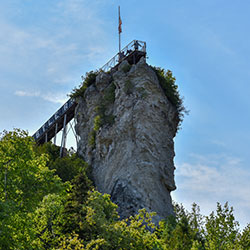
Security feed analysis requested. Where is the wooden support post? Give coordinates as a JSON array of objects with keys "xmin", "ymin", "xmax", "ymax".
[
  {"xmin": 54, "ymin": 123, "xmax": 58, "ymax": 145},
  {"xmin": 60, "ymin": 114, "xmax": 67, "ymax": 157},
  {"xmin": 63, "ymin": 124, "xmax": 67, "ymax": 150},
  {"xmin": 71, "ymin": 119, "xmax": 79, "ymax": 148}
]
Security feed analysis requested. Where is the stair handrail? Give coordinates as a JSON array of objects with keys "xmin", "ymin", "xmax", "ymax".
[
  {"xmin": 33, "ymin": 98, "xmax": 75, "ymax": 141},
  {"xmin": 33, "ymin": 40, "xmax": 146, "ymax": 143},
  {"xmin": 100, "ymin": 40, "xmax": 146, "ymax": 72}
]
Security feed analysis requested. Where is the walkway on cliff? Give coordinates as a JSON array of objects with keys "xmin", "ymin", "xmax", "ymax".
[{"xmin": 32, "ymin": 40, "xmax": 146, "ymax": 153}]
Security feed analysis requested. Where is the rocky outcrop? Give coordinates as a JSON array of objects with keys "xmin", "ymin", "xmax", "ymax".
[{"xmin": 75, "ymin": 57, "xmax": 179, "ymax": 222}]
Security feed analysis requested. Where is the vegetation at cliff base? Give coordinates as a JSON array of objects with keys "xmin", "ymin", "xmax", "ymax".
[{"xmin": 1, "ymin": 129, "xmax": 250, "ymax": 249}]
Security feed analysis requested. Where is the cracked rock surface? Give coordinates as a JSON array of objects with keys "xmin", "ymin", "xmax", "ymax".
[{"xmin": 75, "ymin": 58, "xmax": 179, "ymax": 222}]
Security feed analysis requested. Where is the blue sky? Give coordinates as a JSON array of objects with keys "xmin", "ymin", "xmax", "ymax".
[{"xmin": 0, "ymin": 0, "xmax": 250, "ymax": 228}]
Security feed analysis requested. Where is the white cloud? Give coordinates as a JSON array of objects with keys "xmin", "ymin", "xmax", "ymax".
[
  {"xmin": 0, "ymin": 0, "xmax": 115, "ymax": 134},
  {"xmin": 0, "ymin": 0, "xmax": 112, "ymax": 86},
  {"xmin": 176, "ymin": 157, "xmax": 245, "ymax": 195},
  {"xmin": 15, "ymin": 90, "xmax": 40, "ymax": 97},
  {"xmin": 172, "ymin": 153, "xmax": 250, "ymax": 228},
  {"xmin": 210, "ymin": 139, "xmax": 227, "ymax": 147},
  {"xmin": 42, "ymin": 93, "xmax": 68, "ymax": 105},
  {"xmin": 14, "ymin": 90, "xmax": 67, "ymax": 105},
  {"xmin": 57, "ymin": 0, "xmax": 94, "ymax": 19}
]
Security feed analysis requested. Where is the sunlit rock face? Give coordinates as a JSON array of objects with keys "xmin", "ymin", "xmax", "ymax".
[{"xmin": 75, "ymin": 57, "xmax": 179, "ymax": 222}]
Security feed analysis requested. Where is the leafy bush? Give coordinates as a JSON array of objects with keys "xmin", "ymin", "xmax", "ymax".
[
  {"xmin": 156, "ymin": 202, "xmax": 246, "ymax": 250},
  {"xmin": 62, "ymin": 190, "xmax": 161, "ymax": 250},
  {"xmin": 204, "ymin": 202, "xmax": 240, "ymax": 250},
  {"xmin": 48, "ymin": 154, "xmax": 87, "ymax": 182},
  {"xmin": 31, "ymin": 193, "xmax": 65, "ymax": 249},
  {"xmin": 35, "ymin": 142, "xmax": 88, "ymax": 182},
  {"xmin": 152, "ymin": 68, "xmax": 180, "ymax": 106},
  {"xmin": 34, "ymin": 142, "xmax": 60, "ymax": 162},
  {"xmin": 70, "ymin": 70, "xmax": 98, "ymax": 99},
  {"xmin": 0, "ymin": 129, "xmax": 65, "ymax": 249},
  {"xmin": 152, "ymin": 67, "xmax": 188, "ymax": 129}
]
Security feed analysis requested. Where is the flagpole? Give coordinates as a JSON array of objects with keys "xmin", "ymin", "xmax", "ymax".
[{"xmin": 118, "ymin": 6, "xmax": 121, "ymax": 52}]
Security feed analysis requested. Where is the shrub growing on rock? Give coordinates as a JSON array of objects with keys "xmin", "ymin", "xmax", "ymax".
[{"xmin": 70, "ymin": 71, "xmax": 98, "ymax": 98}]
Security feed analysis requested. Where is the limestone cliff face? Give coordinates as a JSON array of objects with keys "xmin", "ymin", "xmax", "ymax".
[{"xmin": 75, "ymin": 58, "xmax": 179, "ymax": 221}]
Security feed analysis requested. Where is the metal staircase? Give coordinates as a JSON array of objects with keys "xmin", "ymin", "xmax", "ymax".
[{"xmin": 32, "ymin": 40, "xmax": 146, "ymax": 154}]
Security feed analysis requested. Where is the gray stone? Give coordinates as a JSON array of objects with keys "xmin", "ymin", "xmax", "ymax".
[
  {"xmin": 95, "ymin": 71, "xmax": 112, "ymax": 92},
  {"xmin": 118, "ymin": 59, "xmax": 130, "ymax": 72},
  {"xmin": 75, "ymin": 60, "xmax": 179, "ymax": 223}
]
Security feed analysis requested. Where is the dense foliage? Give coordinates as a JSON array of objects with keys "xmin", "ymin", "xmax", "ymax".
[
  {"xmin": 1, "ymin": 130, "xmax": 249, "ymax": 249},
  {"xmin": 0, "ymin": 129, "xmax": 65, "ymax": 249},
  {"xmin": 70, "ymin": 71, "xmax": 98, "ymax": 99},
  {"xmin": 152, "ymin": 67, "xmax": 188, "ymax": 129}
]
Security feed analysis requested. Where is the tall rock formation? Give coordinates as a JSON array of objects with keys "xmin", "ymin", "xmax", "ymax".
[{"xmin": 75, "ymin": 57, "xmax": 179, "ymax": 222}]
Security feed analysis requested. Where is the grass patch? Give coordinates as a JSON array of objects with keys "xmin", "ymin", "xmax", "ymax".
[
  {"xmin": 88, "ymin": 130, "xmax": 96, "ymax": 148},
  {"xmin": 93, "ymin": 115, "xmax": 101, "ymax": 132},
  {"xmin": 88, "ymin": 116, "xmax": 100, "ymax": 148}
]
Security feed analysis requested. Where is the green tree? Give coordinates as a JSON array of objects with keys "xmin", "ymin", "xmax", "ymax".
[
  {"xmin": 0, "ymin": 129, "xmax": 64, "ymax": 249},
  {"xmin": 238, "ymin": 224, "xmax": 250, "ymax": 249},
  {"xmin": 204, "ymin": 202, "xmax": 240, "ymax": 250},
  {"xmin": 2, "ymin": 130, "xmax": 250, "ymax": 250},
  {"xmin": 35, "ymin": 142, "xmax": 88, "ymax": 183},
  {"xmin": 48, "ymin": 154, "xmax": 86, "ymax": 183},
  {"xmin": 31, "ymin": 193, "xmax": 65, "ymax": 249},
  {"xmin": 34, "ymin": 141, "xmax": 60, "ymax": 162},
  {"xmin": 157, "ymin": 203, "xmax": 204, "ymax": 250},
  {"xmin": 60, "ymin": 190, "xmax": 162, "ymax": 250},
  {"xmin": 62, "ymin": 167, "xmax": 93, "ymax": 238}
]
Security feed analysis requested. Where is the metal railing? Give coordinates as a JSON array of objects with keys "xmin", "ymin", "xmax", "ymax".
[
  {"xmin": 33, "ymin": 39, "xmax": 147, "ymax": 149},
  {"xmin": 100, "ymin": 40, "xmax": 146, "ymax": 72},
  {"xmin": 33, "ymin": 98, "xmax": 75, "ymax": 142}
]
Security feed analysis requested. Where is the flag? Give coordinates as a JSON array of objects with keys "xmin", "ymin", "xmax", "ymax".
[{"xmin": 118, "ymin": 8, "xmax": 122, "ymax": 33}]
